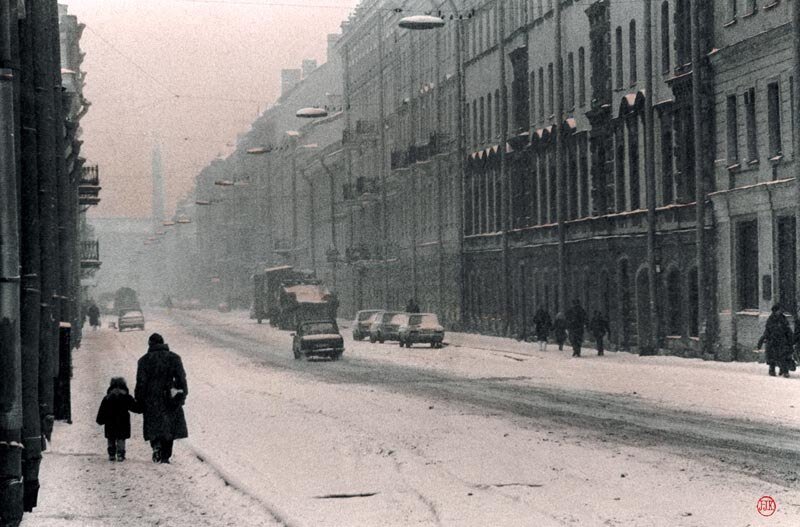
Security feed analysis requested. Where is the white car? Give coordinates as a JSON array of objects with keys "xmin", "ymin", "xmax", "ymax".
[{"xmin": 118, "ymin": 310, "xmax": 145, "ymax": 331}]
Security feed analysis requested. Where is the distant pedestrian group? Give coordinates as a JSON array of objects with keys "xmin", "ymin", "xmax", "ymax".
[
  {"xmin": 96, "ymin": 332, "xmax": 189, "ymax": 463},
  {"xmin": 530, "ymin": 300, "xmax": 610, "ymax": 358}
]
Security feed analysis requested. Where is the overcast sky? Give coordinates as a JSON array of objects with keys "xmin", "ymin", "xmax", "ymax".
[{"xmin": 63, "ymin": 0, "xmax": 358, "ymax": 218}]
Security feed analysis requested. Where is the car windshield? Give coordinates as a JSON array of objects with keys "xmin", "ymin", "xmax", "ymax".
[
  {"xmin": 358, "ymin": 310, "xmax": 379, "ymax": 321},
  {"xmin": 390, "ymin": 314, "xmax": 408, "ymax": 325},
  {"xmin": 381, "ymin": 312, "xmax": 399, "ymax": 323},
  {"xmin": 301, "ymin": 322, "xmax": 337, "ymax": 335}
]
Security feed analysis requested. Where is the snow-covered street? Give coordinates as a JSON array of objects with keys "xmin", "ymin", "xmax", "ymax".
[{"xmin": 24, "ymin": 309, "xmax": 800, "ymax": 526}]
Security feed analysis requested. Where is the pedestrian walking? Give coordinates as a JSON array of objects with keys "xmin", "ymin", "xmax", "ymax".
[
  {"xmin": 553, "ymin": 311, "xmax": 567, "ymax": 351},
  {"xmin": 565, "ymin": 299, "xmax": 588, "ymax": 357},
  {"xmin": 88, "ymin": 302, "xmax": 101, "ymax": 330},
  {"xmin": 532, "ymin": 307, "xmax": 552, "ymax": 351},
  {"xmin": 589, "ymin": 311, "xmax": 611, "ymax": 356},
  {"xmin": 405, "ymin": 298, "xmax": 420, "ymax": 313},
  {"xmin": 757, "ymin": 305, "xmax": 793, "ymax": 378},
  {"xmin": 135, "ymin": 333, "xmax": 188, "ymax": 464},
  {"xmin": 95, "ymin": 377, "xmax": 139, "ymax": 462}
]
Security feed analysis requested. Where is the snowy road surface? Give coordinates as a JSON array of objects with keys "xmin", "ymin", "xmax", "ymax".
[{"xmin": 28, "ymin": 309, "xmax": 800, "ymax": 526}]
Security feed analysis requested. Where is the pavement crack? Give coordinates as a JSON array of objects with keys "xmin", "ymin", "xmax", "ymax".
[{"xmin": 314, "ymin": 492, "xmax": 379, "ymax": 499}]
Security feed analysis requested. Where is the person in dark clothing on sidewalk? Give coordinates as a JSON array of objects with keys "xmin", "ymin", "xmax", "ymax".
[
  {"xmin": 87, "ymin": 303, "xmax": 101, "ymax": 330},
  {"xmin": 135, "ymin": 333, "xmax": 188, "ymax": 463},
  {"xmin": 96, "ymin": 377, "xmax": 139, "ymax": 461},
  {"xmin": 532, "ymin": 307, "xmax": 552, "ymax": 351},
  {"xmin": 757, "ymin": 305, "xmax": 793, "ymax": 378},
  {"xmin": 553, "ymin": 311, "xmax": 567, "ymax": 351},
  {"xmin": 565, "ymin": 299, "xmax": 588, "ymax": 357},
  {"xmin": 405, "ymin": 298, "xmax": 420, "ymax": 314},
  {"xmin": 589, "ymin": 311, "xmax": 611, "ymax": 356}
]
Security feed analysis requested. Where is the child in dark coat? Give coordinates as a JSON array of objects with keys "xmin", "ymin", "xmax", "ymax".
[{"xmin": 96, "ymin": 377, "xmax": 139, "ymax": 461}]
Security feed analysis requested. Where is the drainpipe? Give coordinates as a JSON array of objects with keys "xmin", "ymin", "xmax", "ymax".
[
  {"xmin": 377, "ymin": 11, "xmax": 389, "ymax": 309},
  {"xmin": 793, "ymin": 0, "xmax": 800, "ymax": 314},
  {"xmin": 554, "ymin": 0, "xmax": 566, "ymax": 312},
  {"xmin": 320, "ymin": 154, "xmax": 338, "ymax": 290},
  {"xmin": 17, "ymin": 7, "xmax": 42, "ymax": 512},
  {"xmin": 498, "ymin": 2, "xmax": 511, "ymax": 334},
  {"xmin": 644, "ymin": 0, "xmax": 659, "ymax": 352},
  {"xmin": 32, "ymin": 0, "xmax": 58, "ymax": 442},
  {"xmin": 690, "ymin": 0, "xmax": 708, "ymax": 354},
  {"xmin": 0, "ymin": 62, "xmax": 24, "ymax": 525}
]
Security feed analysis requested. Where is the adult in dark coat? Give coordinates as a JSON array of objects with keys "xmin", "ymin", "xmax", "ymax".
[
  {"xmin": 87, "ymin": 303, "xmax": 100, "ymax": 329},
  {"xmin": 757, "ymin": 305, "xmax": 793, "ymax": 377},
  {"xmin": 565, "ymin": 299, "xmax": 588, "ymax": 357},
  {"xmin": 532, "ymin": 307, "xmax": 552, "ymax": 351},
  {"xmin": 135, "ymin": 333, "xmax": 188, "ymax": 463},
  {"xmin": 589, "ymin": 311, "xmax": 611, "ymax": 356}
]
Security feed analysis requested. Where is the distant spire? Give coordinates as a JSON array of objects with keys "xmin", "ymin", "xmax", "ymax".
[{"xmin": 151, "ymin": 140, "xmax": 165, "ymax": 228}]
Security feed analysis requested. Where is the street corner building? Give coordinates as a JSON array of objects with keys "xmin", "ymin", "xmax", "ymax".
[
  {"xmin": 1, "ymin": 2, "xmax": 98, "ymax": 525},
  {"xmin": 185, "ymin": 0, "xmax": 800, "ymax": 360}
]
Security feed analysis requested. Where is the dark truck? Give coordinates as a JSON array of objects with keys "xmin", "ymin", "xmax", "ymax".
[
  {"xmin": 113, "ymin": 287, "xmax": 141, "ymax": 316},
  {"xmin": 253, "ymin": 265, "xmax": 338, "ymax": 329}
]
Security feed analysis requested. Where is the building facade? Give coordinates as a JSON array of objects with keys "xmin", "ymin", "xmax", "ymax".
[{"xmin": 188, "ymin": 0, "xmax": 800, "ymax": 360}]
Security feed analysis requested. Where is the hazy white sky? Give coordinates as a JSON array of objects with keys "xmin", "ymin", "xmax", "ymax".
[{"xmin": 63, "ymin": 0, "xmax": 358, "ymax": 218}]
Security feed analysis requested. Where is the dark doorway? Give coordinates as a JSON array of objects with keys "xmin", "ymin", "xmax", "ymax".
[{"xmin": 777, "ymin": 215, "xmax": 797, "ymax": 314}]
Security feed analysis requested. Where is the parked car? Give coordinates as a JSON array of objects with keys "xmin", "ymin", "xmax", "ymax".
[
  {"xmin": 352, "ymin": 310, "xmax": 383, "ymax": 341},
  {"xmin": 369, "ymin": 311, "xmax": 408, "ymax": 343},
  {"xmin": 292, "ymin": 320, "xmax": 344, "ymax": 361},
  {"xmin": 399, "ymin": 313, "xmax": 445, "ymax": 348},
  {"xmin": 118, "ymin": 310, "xmax": 145, "ymax": 332}
]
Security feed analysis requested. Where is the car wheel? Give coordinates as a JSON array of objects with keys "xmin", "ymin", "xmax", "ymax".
[
  {"xmin": 369, "ymin": 335, "xmax": 376, "ymax": 343},
  {"xmin": 398, "ymin": 339, "xmax": 404, "ymax": 347},
  {"xmin": 257, "ymin": 318, "xmax": 263, "ymax": 324},
  {"xmin": 430, "ymin": 342, "xmax": 436, "ymax": 348},
  {"xmin": 332, "ymin": 352, "xmax": 342, "ymax": 361},
  {"xmin": 293, "ymin": 349, "xmax": 300, "ymax": 360}
]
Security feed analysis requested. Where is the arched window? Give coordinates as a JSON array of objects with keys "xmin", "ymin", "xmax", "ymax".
[
  {"xmin": 661, "ymin": 2, "xmax": 671, "ymax": 73},
  {"xmin": 629, "ymin": 20, "xmax": 637, "ymax": 85},
  {"xmin": 548, "ymin": 62, "xmax": 554, "ymax": 118},
  {"xmin": 479, "ymin": 96, "xmax": 485, "ymax": 142},
  {"xmin": 567, "ymin": 52, "xmax": 575, "ymax": 110},
  {"xmin": 538, "ymin": 67, "xmax": 545, "ymax": 122},
  {"xmin": 529, "ymin": 70, "xmax": 536, "ymax": 124},
  {"xmin": 675, "ymin": 0, "xmax": 692, "ymax": 67},
  {"xmin": 619, "ymin": 259, "xmax": 632, "ymax": 350}
]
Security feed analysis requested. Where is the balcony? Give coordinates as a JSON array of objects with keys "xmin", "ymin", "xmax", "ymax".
[
  {"xmin": 80, "ymin": 240, "xmax": 101, "ymax": 269},
  {"xmin": 79, "ymin": 165, "xmax": 101, "ymax": 206}
]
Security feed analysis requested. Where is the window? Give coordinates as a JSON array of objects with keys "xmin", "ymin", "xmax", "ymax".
[
  {"xmin": 465, "ymin": 103, "xmax": 471, "ymax": 147},
  {"xmin": 745, "ymin": 0, "xmax": 756, "ymax": 14},
  {"xmin": 472, "ymin": 100, "xmax": 478, "ymax": 146},
  {"xmin": 744, "ymin": 88, "xmax": 758, "ymax": 162},
  {"xmin": 567, "ymin": 52, "xmax": 575, "ymax": 109},
  {"xmin": 578, "ymin": 47, "xmax": 586, "ymax": 107},
  {"xmin": 548, "ymin": 62, "xmax": 554, "ymax": 117},
  {"xmin": 495, "ymin": 89, "xmax": 500, "ymax": 136},
  {"xmin": 529, "ymin": 70, "xmax": 536, "ymax": 124},
  {"xmin": 767, "ymin": 81, "xmax": 783, "ymax": 156},
  {"xmin": 479, "ymin": 96, "xmax": 485, "ymax": 142},
  {"xmin": 666, "ymin": 269, "xmax": 682, "ymax": 335},
  {"xmin": 737, "ymin": 220, "xmax": 759, "ymax": 310},
  {"xmin": 538, "ymin": 67, "xmax": 545, "ymax": 121},
  {"xmin": 676, "ymin": 0, "xmax": 692, "ymax": 67},
  {"xmin": 726, "ymin": 94, "xmax": 739, "ymax": 163},
  {"xmin": 628, "ymin": 117, "xmax": 640, "ymax": 210},
  {"xmin": 728, "ymin": 0, "xmax": 737, "ymax": 20},
  {"xmin": 660, "ymin": 110, "xmax": 674, "ymax": 204},
  {"xmin": 629, "ymin": 20, "xmax": 637, "ymax": 85},
  {"xmin": 487, "ymin": 93, "xmax": 493, "ymax": 139},
  {"xmin": 615, "ymin": 26, "xmax": 624, "ymax": 89},
  {"xmin": 661, "ymin": 2, "xmax": 671, "ymax": 73}
]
